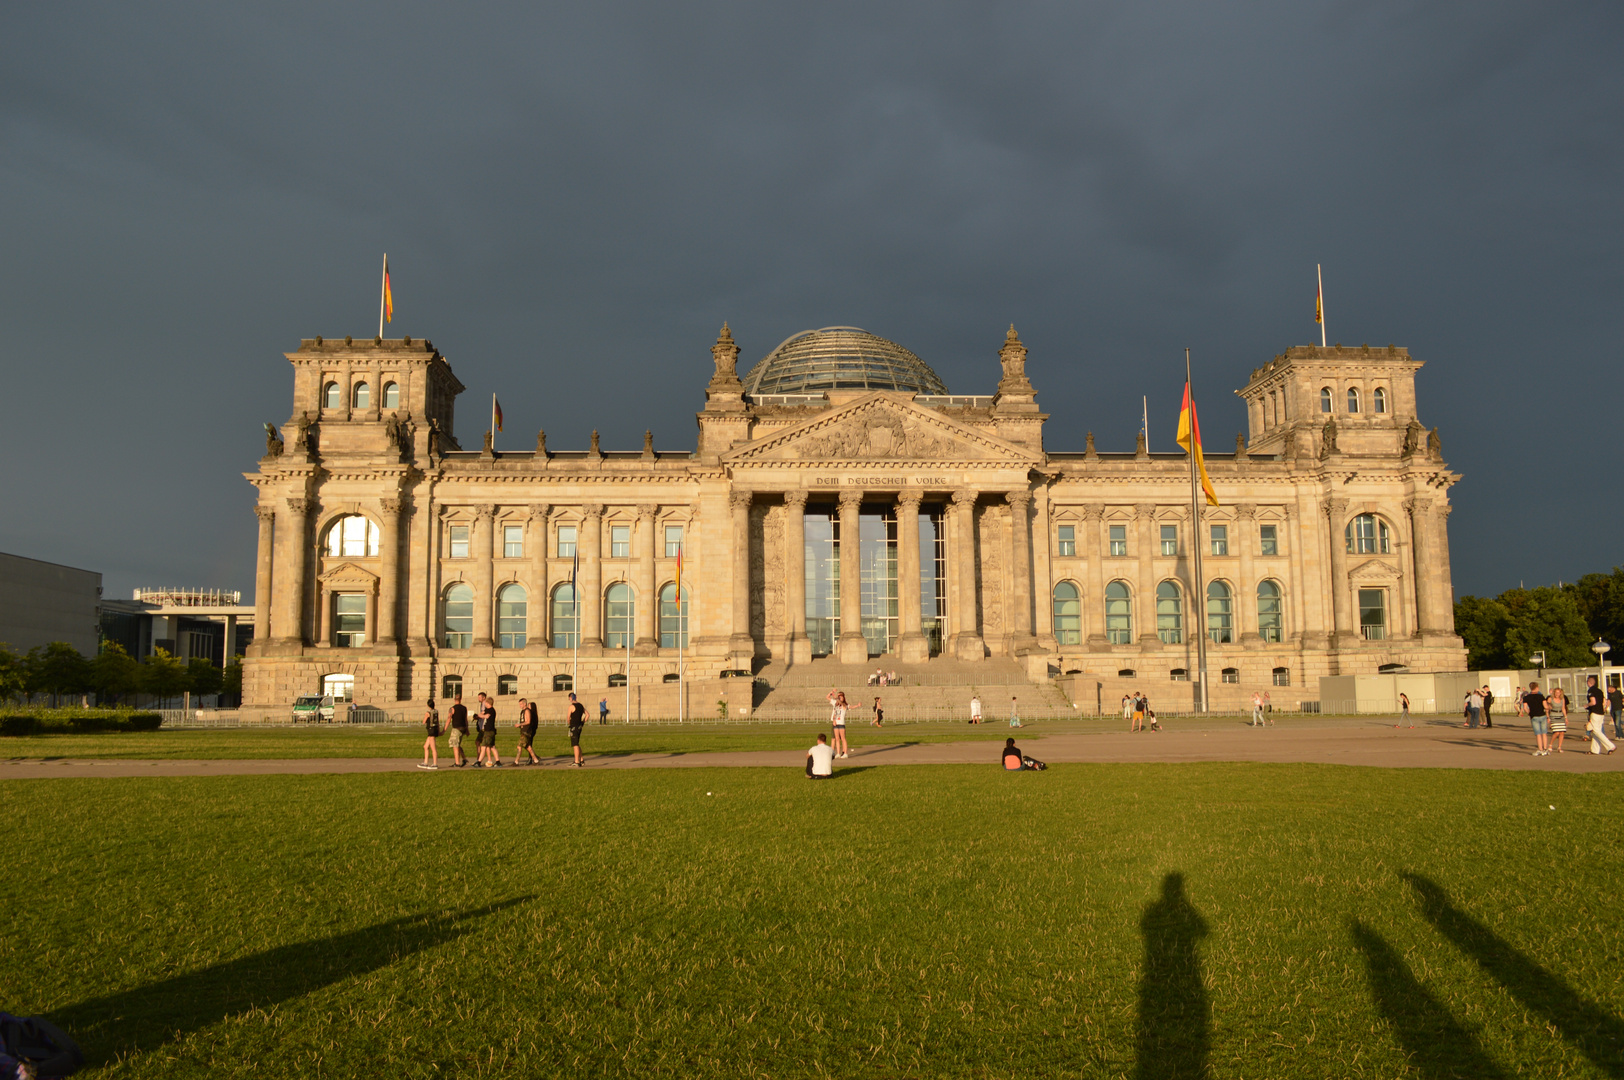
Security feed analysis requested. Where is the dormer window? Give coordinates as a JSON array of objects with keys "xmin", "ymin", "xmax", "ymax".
[
  {"xmin": 353, "ymin": 382, "xmax": 371, "ymax": 409},
  {"xmin": 1320, "ymin": 387, "xmax": 1332, "ymax": 413},
  {"xmin": 323, "ymin": 381, "xmax": 341, "ymax": 409},
  {"xmin": 1373, "ymin": 387, "xmax": 1386, "ymax": 414},
  {"xmin": 383, "ymin": 382, "xmax": 400, "ymax": 409},
  {"xmin": 1347, "ymin": 387, "xmax": 1360, "ymax": 413}
]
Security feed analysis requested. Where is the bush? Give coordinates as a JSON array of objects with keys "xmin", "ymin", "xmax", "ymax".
[{"xmin": 0, "ymin": 708, "xmax": 164, "ymax": 736}]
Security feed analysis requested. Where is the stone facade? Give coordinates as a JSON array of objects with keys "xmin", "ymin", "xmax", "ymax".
[{"xmin": 242, "ymin": 327, "xmax": 1464, "ymax": 708}]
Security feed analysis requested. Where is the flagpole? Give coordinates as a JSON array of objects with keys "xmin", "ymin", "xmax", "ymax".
[
  {"xmin": 490, "ymin": 393, "xmax": 496, "ymax": 450},
  {"xmin": 677, "ymin": 548, "xmax": 685, "ymax": 723},
  {"xmin": 1142, "ymin": 395, "xmax": 1149, "ymax": 452},
  {"xmin": 1317, "ymin": 264, "xmax": 1326, "ymax": 348},
  {"xmin": 1186, "ymin": 347, "xmax": 1209, "ymax": 714},
  {"xmin": 378, "ymin": 254, "xmax": 388, "ymax": 338}
]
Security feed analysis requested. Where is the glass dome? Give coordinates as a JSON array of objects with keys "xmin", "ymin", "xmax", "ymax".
[{"xmin": 741, "ymin": 327, "xmax": 950, "ymax": 396}]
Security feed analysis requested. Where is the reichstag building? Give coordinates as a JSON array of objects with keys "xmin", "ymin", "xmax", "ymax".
[{"xmin": 242, "ymin": 323, "xmax": 1466, "ymax": 709}]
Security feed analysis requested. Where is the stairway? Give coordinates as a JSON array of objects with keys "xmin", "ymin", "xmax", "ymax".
[{"xmin": 751, "ymin": 656, "xmax": 1075, "ymax": 721}]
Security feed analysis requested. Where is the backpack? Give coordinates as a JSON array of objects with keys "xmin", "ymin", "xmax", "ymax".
[
  {"xmin": 425, "ymin": 709, "xmax": 441, "ymax": 737},
  {"xmin": 0, "ymin": 1013, "xmax": 84, "ymax": 1078},
  {"xmin": 1021, "ymin": 756, "xmax": 1047, "ymax": 771}
]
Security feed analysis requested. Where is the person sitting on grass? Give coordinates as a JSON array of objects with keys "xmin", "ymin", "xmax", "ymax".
[
  {"xmin": 807, "ymin": 733, "xmax": 834, "ymax": 779},
  {"xmin": 1003, "ymin": 737, "xmax": 1025, "ymax": 770}
]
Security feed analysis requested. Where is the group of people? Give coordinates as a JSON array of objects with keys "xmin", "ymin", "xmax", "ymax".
[
  {"xmin": 866, "ymin": 669, "xmax": 900, "ymax": 686},
  {"xmin": 418, "ymin": 691, "xmax": 589, "ymax": 769},
  {"xmin": 967, "ymin": 693, "xmax": 1023, "ymax": 727},
  {"xmin": 1460, "ymin": 685, "xmax": 1498, "ymax": 728},
  {"xmin": 1249, "ymin": 691, "xmax": 1275, "ymax": 727},
  {"xmin": 1122, "ymin": 692, "xmax": 1160, "ymax": 732},
  {"xmin": 1517, "ymin": 677, "xmax": 1617, "ymax": 757}
]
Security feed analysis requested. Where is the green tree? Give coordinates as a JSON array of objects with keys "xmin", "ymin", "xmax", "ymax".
[
  {"xmin": 140, "ymin": 648, "xmax": 190, "ymax": 705},
  {"xmin": 222, "ymin": 656, "xmax": 244, "ymax": 702},
  {"xmin": 25, "ymin": 642, "xmax": 91, "ymax": 705},
  {"xmin": 1567, "ymin": 568, "xmax": 1624, "ymax": 647},
  {"xmin": 0, "ymin": 643, "xmax": 25, "ymax": 702},
  {"xmin": 91, "ymin": 642, "xmax": 143, "ymax": 705},
  {"xmin": 187, "ymin": 657, "xmax": 224, "ymax": 698},
  {"xmin": 1501, "ymin": 586, "xmax": 1593, "ymax": 668},
  {"xmin": 1453, "ymin": 596, "xmax": 1511, "ymax": 669}
]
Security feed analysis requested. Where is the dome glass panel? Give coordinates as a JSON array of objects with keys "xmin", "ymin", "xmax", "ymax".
[{"xmin": 741, "ymin": 327, "xmax": 949, "ymax": 396}]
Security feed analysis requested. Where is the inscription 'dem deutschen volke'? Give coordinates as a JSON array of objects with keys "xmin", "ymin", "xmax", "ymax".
[{"xmin": 811, "ymin": 476, "xmax": 950, "ymax": 487}]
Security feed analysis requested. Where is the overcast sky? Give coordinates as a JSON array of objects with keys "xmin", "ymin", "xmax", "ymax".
[{"xmin": 2, "ymin": 1, "xmax": 1618, "ymax": 604}]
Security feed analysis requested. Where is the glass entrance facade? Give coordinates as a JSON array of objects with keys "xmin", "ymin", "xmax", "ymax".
[
  {"xmin": 920, "ymin": 507, "xmax": 946, "ymax": 655},
  {"xmin": 859, "ymin": 511, "xmax": 898, "ymax": 656},
  {"xmin": 805, "ymin": 503, "xmax": 934, "ymax": 658},
  {"xmin": 805, "ymin": 511, "xmax": 839, "ymax": 656}
]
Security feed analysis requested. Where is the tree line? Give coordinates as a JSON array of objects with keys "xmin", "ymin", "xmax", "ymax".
[
  {"xmin": 0, "ymin": 641, "xmax": 243, "ymax": 707},
  {"xmin": 1453, "ymin": 567, "xmax": 1624, "ymax": 670}
]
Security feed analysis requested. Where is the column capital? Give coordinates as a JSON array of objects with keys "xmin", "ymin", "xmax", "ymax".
[
  {"xmin": 475, "ymin": 504, "xmax": 497, "ymax": 522},
  {"xmin": 636, "ymin": 503, "xmax": 659, "ymax": 521},
  {"xmin": 897, "ymin": 489, "xmax": 924, "ymax": 508},
  {"xmin": 1323, "ymin": 497, "xmax": 1349, "ymax": 520},
  {"xmin": 285, "ymin": 497, "xmax": 313, "ymax": 515},
  {"xmin": 1005, "ymin": 489, "xmax": 1032, "ymax": 510},
  {"xmin": 729, "ymin": 490, "xmax": 753, "ymax": 512},
  {"xmin": 951, "ymin": 487, "xmax": 977, "ymax": 506},
  {"xmin": 581, "ymin": 503, "xmax": 604, "ymax": 520},
  {"xmin": 838, "ymin": 490, "xmax": 863, "ymax": 512},
  {"xmin": 529, "ymin": 502, "xmax": 551, "ymax": 523},
  {"xmin": 1080, "ymin": 504, "xmax": 1105, "ymax": 522},
  {"xmin": 1438, "ymin": 503, "xmax": 1452, "ymax": 519},
  {"xmin": 784, "ymin": 489, "xmax": 810, "ymax": 510},
  {"xmin": 380, "ymin": 497, "xmax": 404, "ymax": 516},
  {"xmin": 255, "ymin": 504, "xmax": 277, "ymax": 522}
]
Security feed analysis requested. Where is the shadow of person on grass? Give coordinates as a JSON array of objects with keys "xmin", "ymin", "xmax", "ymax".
[
  {"xmin": 47, "ymin": 895, "xmax": 532, "ymax": 1066},
  {"xmin": 1136, "ymin": 872, "xmax": 1209, "ymax": 1080},
  {"xmin": 1402, "ymin": 873, "xmax": 1624, "ymax": 1077},
  {"xmin": 1348, "ymin": 918, "xmax": 1507, "ymax": 1079}
]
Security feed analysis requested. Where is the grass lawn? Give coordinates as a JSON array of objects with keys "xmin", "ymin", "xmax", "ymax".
[{"xmin": 5, "ymin": 763, "xmax": 1620, "ymax": 1078}]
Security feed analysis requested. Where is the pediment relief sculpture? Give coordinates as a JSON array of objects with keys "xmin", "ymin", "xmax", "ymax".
[{"xmin": 727, "ymin": 397, "xmax": 1037, "ymax": 465}]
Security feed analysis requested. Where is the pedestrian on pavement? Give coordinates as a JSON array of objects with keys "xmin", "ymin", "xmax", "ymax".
[
  {"xmin": 1122, "ymin": 694, "xmax": 1133, "ymax": 726},
  {"xmin": 447, "ymin": 693, "xmax": 470, "ymax": 767},
  {"xmin": 871, "ymin": 697, "xmax": 883, "ymax": 727},
  {"xmin": 1251, "ymin": 691, "xmax": 1264, "ymax": 727},
  {"xmin": 1609, "ymin": 683, "xmax": 1624, "ymax": 739},
  {"xmin": 419, "ymin": 698, "xmax": 440, "ymax": 770},
  {"xmin": 1462, "ymin": 688, "xmax": 1483, "ymax": 729},
  {"xmin": 1146, "ymin": 696, "xmax": 1160, "ymax": 731},
  {"xmin": 1130, "ymin": 692, "xmax": 1145, "ymax": 732},
  {"xmin": 1521, "ymin": 681, "xmax": 1551, "ymax": 756},
  {"xmin": 1009, "ymin": 694, "xmax": 1022, "ymax": 728},
  {"xmin": 514, "ymin": 697, "xmax": 541, "ymax": 764},
  {"xmin": 806, "ymin": 733, "xmax": 834, "ymax": 779},
  {"xmin": 475, "ymin": 692, "xmax": 501, "ymax": 767},
  {"xmin": 1584, "ymin": 675, "xmax": 1616, "ymax": 755},
  {"xmin": 567, "ymin": 693, "xmax": 587, "ymax": 766},
  {"xmin": 969, "ymin": 693, "xmax": 983, "ymax": 725},
  {"xmin": 1263, "ymin": 691, "xmax": 1272, "ymax": 718},
  {"xmin": 599, "ymin": 697, "xmax": 609, "ymax": 725},
  {"xmin": 1548, "ymin": 687, "xmax": 1569, "ymax": 752},
  {"xmin": 1481, "ymin": 685, "xmax": 1495, "ymax": 728},
  {"xmin": 1396, "ymin": 692, "xmax": 1412, "ymax": 728},
  {"xmin": 831, "ymin": 690, "xmax": 851, "ymax": 758}
]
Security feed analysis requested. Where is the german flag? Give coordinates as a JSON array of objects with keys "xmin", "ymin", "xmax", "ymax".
[
  {"xmin": 383, "ymin": 255, "xmax": 393, "ymax": 324},
  {"xmin": 1177, "ymin": 382, "xmax": 1219, "ymax": 507}
]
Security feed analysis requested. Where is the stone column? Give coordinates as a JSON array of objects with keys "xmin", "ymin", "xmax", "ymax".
[
  {"xmin": 1083, "ymin": 505, "xmax": 1108, "ymax": 647},
  {"xmin": 635, "ymin": 504, "xmax": 659, "ymax": 655},
  {"xmin": 1324, "ymin": 497, "xmax": 1354, "ymax": 644},
  {"xmin": 1406, "ymin": 497, "xmax": 1447, "ymax": 635},
  {"xmin": 364, "ymin": 579, "xmax": 379, "ymax": 645},
  {"xmin": 729, "ymin": 491, "xmax": 756, "ymax": 660},
  {"xmin": 252, "ymin": 505, "xmax": 274, "ymax": 650},
  {"xmin": 1006, "ymin": 490, "xmax": 1035, "ymax": 649},
  {"xmin": 1135, "ymin": 504, "xmax": 1160, "ymax": 647},
  {"xmin": 951, "ymin": 488, "xmax": 985, "ymax": 662},
  {"xmin": 274, "ymin": 497, "xmax": 312, "ymax": 645},
  {"xmin": 784, "ymin": 491, "xmax": 810, "ymax": 664},
  {"xmin": 1285, "ymin": 504, "xmax": 1307, "ymax": 645},
  {"xmin": 316, "ymin": 583, "xmax": 332, "ymax": 647},
  {"xmin": 896, "ymin": 491, "xmax": 928, "ymax": 663},
  {"xmin": 223, "ymin": 615, "xmax": 237, "ymax": 664},
  {"xmin": 580, "ymin": 505, "xmax": 604, "ymax": 648},
  {"xmin": 377, "ymin": 497, "xmax": 403, "ymax": 646},
  {"xmin": 1236, "ymin": 503, "xmax": 1260, "ymax": 645},
  {"xmin": 837, "ymin": 491, "xmax": 867, "ymax": 663},
  {"xmin": 1434, "ymin": 504, "xmax": 1455, "ymax": 632},
  {"xmin": 527, "ymin": 504, "xmax": 550, "ymax": 652},
  {"xmin": 472, "ymin": 505, "xmax": 496, "ymax": 649}
]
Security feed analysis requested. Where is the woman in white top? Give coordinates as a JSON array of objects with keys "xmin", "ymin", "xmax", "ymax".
[{"xmin": 831, "ymin": 690, "xmax": 851, "ymax": 758}]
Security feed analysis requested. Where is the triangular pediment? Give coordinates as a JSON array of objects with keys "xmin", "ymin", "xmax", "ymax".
[
  {"xmin": 1349, "ymin": 557, "xmax": 1401, "ymax": 582},
  {"xmin": 723, "ymin": 394, "xmax": 1040, "ymax": 466},
  {"xmin": 319, "ymin": 561, "xmax": 380, "ymax": 589}
]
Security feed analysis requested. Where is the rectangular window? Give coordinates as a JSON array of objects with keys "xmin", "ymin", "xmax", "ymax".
[
  {"xmin": 1272, "ymin": 667, "xmax": 1291, "ymax": 686},
  {"xmin": 557, "ymin": 526, "xmax": 577, "ymax": 558},
  {"xmin": 503, "ymin": 525, "xmax": 523, "ymax": 559},
  {"xmin": 1160, "ymin": 525, "xmax": 1178, "ymax": 556},
  {"xmin": 448, "ymin": 525, "xmax": 470, "ymax": 560},
  {"xmin": 334, "ymin": 593, "xmax": 366, "ymax": 647},
  {"xmin": 1057, "ymin": 525, "xmax": 1075, "ymax": 557},
  {"xmin": 1210, "ymin": 525, "xmax": 1228, "ymax": 556},
  {"xmin": 1359, "ymin": 589, "xmax": 1387, "ymax": 641},
  {"xmin": 665, "ymin": 525, "xmax": 684, "ymax": 558},
  {"xmin": 1109, "ymin": 524, "xmax": 1127, "ymax": 557},
  {"xmin": 1260, "ymin": 524, "xmax": 1278, "ymax": 556},
  {"xmin": 610, "ymin": 525, "xmax": 630, "ymax": 558}
]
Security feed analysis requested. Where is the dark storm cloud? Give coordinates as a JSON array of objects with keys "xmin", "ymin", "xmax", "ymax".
[{"xmin": 1, "ymin": 1, "xmax": 1619, "ymax": 599}]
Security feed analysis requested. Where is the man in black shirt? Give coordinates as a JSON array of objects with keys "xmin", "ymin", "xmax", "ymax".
[
  {"xmin": 475, "ymin": 692, "xmax": 501, "ymax": 768},
  {"xmin": 1609, "ymin": 684, "xmax": 1624, "ymax": 739},
  {"xmin": 1521, "ymin": 682, "xmax": 1549, "ymax": 757},
  {"xmin": 567, "ymin": 692, "xmax": 587, "ymax": 767},
  {"xmin": 1585, "ymin": 676, "xmax": 1616, "ymax": 754},
  {"xmin": 1481, "ymin": 686, "xmax": 1495, "ymax": 728},
  {"xmin": 514, "ymin": 697, "xmax": 541, "ymax": 765},
  {"xmin": 447, "ymin": 694, "xmax": 470, "ymax": 767}
]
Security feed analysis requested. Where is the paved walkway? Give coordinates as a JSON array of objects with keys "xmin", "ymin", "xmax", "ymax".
[{"xmin": 4, "ymin": 719, "xmax": 1620, "ymax": 778}]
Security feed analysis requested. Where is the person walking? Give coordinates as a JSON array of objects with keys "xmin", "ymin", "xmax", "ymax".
[
  {"xmin": 1263, "ymin": 691, "xmax": 1273, "ymax": 719},
  {"xmin": 1548, "ymin": 687, "xmax": 1569, "ymax": 752},
  {"xmin": 1462, "ymin": 688, "xmax": 1483, "ymax": 730},
  {"xmin": 447, "ymin": 693, "xmax": 470, "ymax": 767},
  {"xmin": 1251, "ymin": 691, "xmax": 1264, "ymax": 728},
  {"xmin": 969, "ymin": 693, "xmax": 983, "ymax": 725},
  {"xmin": 514, "ymin": 697, "xmax": 541, "ymax": 765},
  {"xmin": 566, "ymin": 692, "xmax": 587, "ymax": 766},
  {"xmin": 475, "ymin": 691, "xmax": 502, "ymax": 767},
  {"xmin": 831, "ymin": 691, "xmax": 851, "ymax": 758},
  {"xmin": 1521, "ymin": 681, "xmax": 1551, "ymax": 757},
  {"xmin": 1609, "ymin": 683, "xmax": 1624, "ymax": 739},
  {"xmin": 1009, "ymin": 694, "xmax": 1022, "ymax": 728},
  {"xmin": 418, "ymin": 698, "xmax": 440, "ymax": 769},
  {"xmin": 871, "ymin": 697, "xmax": 884, "ymax": 727},
  {"xmin": 598, "ymin": 697, "xmax": 610, "ymax": 725},
  {"xmin": 1584, "ymin": 675, "xmax": 1616, "ymax": 755},
  {"xmin": 1395, "ymin": 691, "xmax": 1412, "ymax": 729},
  {"xmin": 1130, "ymin": 692, "xmax": 1144, "ymax": 732}
]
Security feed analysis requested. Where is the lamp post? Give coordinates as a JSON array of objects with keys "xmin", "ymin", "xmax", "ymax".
[
  {"xmin": 1530, "ymin": 650, "xmax": 1546, "ymax": 688},
  {"xmin": 1593, "ymin": 639, "xmax": 1610, "ymax": 691}
]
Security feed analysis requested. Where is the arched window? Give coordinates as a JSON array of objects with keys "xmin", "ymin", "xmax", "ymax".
[
  {"xmin": 1206, "ymin": 581, "xmax": 1233, "ymax": 644},
  {"xmin": 1117, "ymin": 669, "xmax": 1136, "ymax": 678},
  {"xmin": 325, "ymin": 515, "xmax": 379, "ymax": 557},
  {"xmin": 1052, "ymin": 582, "xmax": 1081, "ymax": 645},
  {"xmin": 497, "ymin": 584, "xmax": 527, "ymax": 649},
  {"xmin": 552, "ymin": 674, "xmax": 573, "ymax": 692},
  {"xmin": 551, "ymin": 585, "xmax": 578, "ymax": 649},
  {"xmin": 1257, "ymin": 580, "xmax": 1283, "ymax": 643},
  {"xmin": 1221, "ymin": 667, "xmax": 1240, "ymax": 684},
  {"xmin": 441, "ymin": 674, "xmax": 462, "ymax": 700},
  {"xmin": 608, "ymin": 672, "xmax": 628, "ymax": 687},
  {"xmin": 353, "ymin": 382, "xmax": 371, "ymax": 409},
  {"xmin": 383, "ymin": 382, "xmax": 400, "ymax": 409},
  {"xmin": 1320, "ymin": 387, "xmax": 1332, "ymax": 413},
  {"xmin": 1272, "ymin": 666, "xmax": 1291, "ymax": 686},
  {"xmin": 1347, "ymin": 387, "xmax": 1360, "ymax": 413},
  {"xmin": 1170, "ymin": 668, "xmax": 1188, "ymax": 681},
  {"xmin": 605, "ymin": 583, "xmax": 634, "ymax": 649},
  {"xmin": 443, "ymin": 584, "xmax": 473, "ymax": 649},
  {"xmin": 1373, "ymin": 387, "xmax": 1386, "ymax": 414},
  {"xmin": 1155, "ymin": 581, "xmax": 1183, "ymax": 644},
  {"xmin": 323, "ymin": 381, "xmax": 341, "ymax": 409},
  {"xmin": 497, "ymin": 674, "xmax": 518, "ymax": 696},
  {"xmin": 1344, "ymin": 513, "xmax": 1391, "ymax": 554},
  {"xmin": 659, "ymin": 583, "xmax": 690, "ymax": 648},
  {"xmin": 1105, "ymin": 580, "xmax": 1133, "ymax": 644}
]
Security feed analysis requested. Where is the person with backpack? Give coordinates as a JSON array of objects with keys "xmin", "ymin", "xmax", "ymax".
[
  {"xmin": 567, "ymin": 692, "xmax": 587, "ymax": 767},
  {"xmin": 514, "ymin": 696, "xmax": 541, "ymax": 765},
  {"xmin": 447, "ymin": 693, "xmax": 470, "ymax": 767},
  {"xmin": 418, "ymin": 698, "xmax": 440, "ymax": 770},
  {"xmin": 871, "ymin": 696, "xmax": 884, "ymax": 727}
]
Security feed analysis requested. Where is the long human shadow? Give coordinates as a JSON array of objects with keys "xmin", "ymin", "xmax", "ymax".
[
  {"xmin": 1135, "ymin": 872, "xmax": 1210, "ymax": 1080},
  {"xmin": 1348, "ymin": 919, "xmax": 1508, "ymax": 1079},
  {"xmin": 47, "ymin": 896, "xmax": 532, "ymax": 1066},
  {"xmin": 1402, "ymin": 873, "xmax": 1624, "ymax": 1077}
]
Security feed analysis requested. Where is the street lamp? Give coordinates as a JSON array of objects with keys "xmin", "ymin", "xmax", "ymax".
[
  {"xmin": 1530, "ymin": 650, "xmax": 1546, "ymax": 685},
  {"xmin": 1593, "ymin": 639, "xmax": 1611, "ymax": 689}
]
